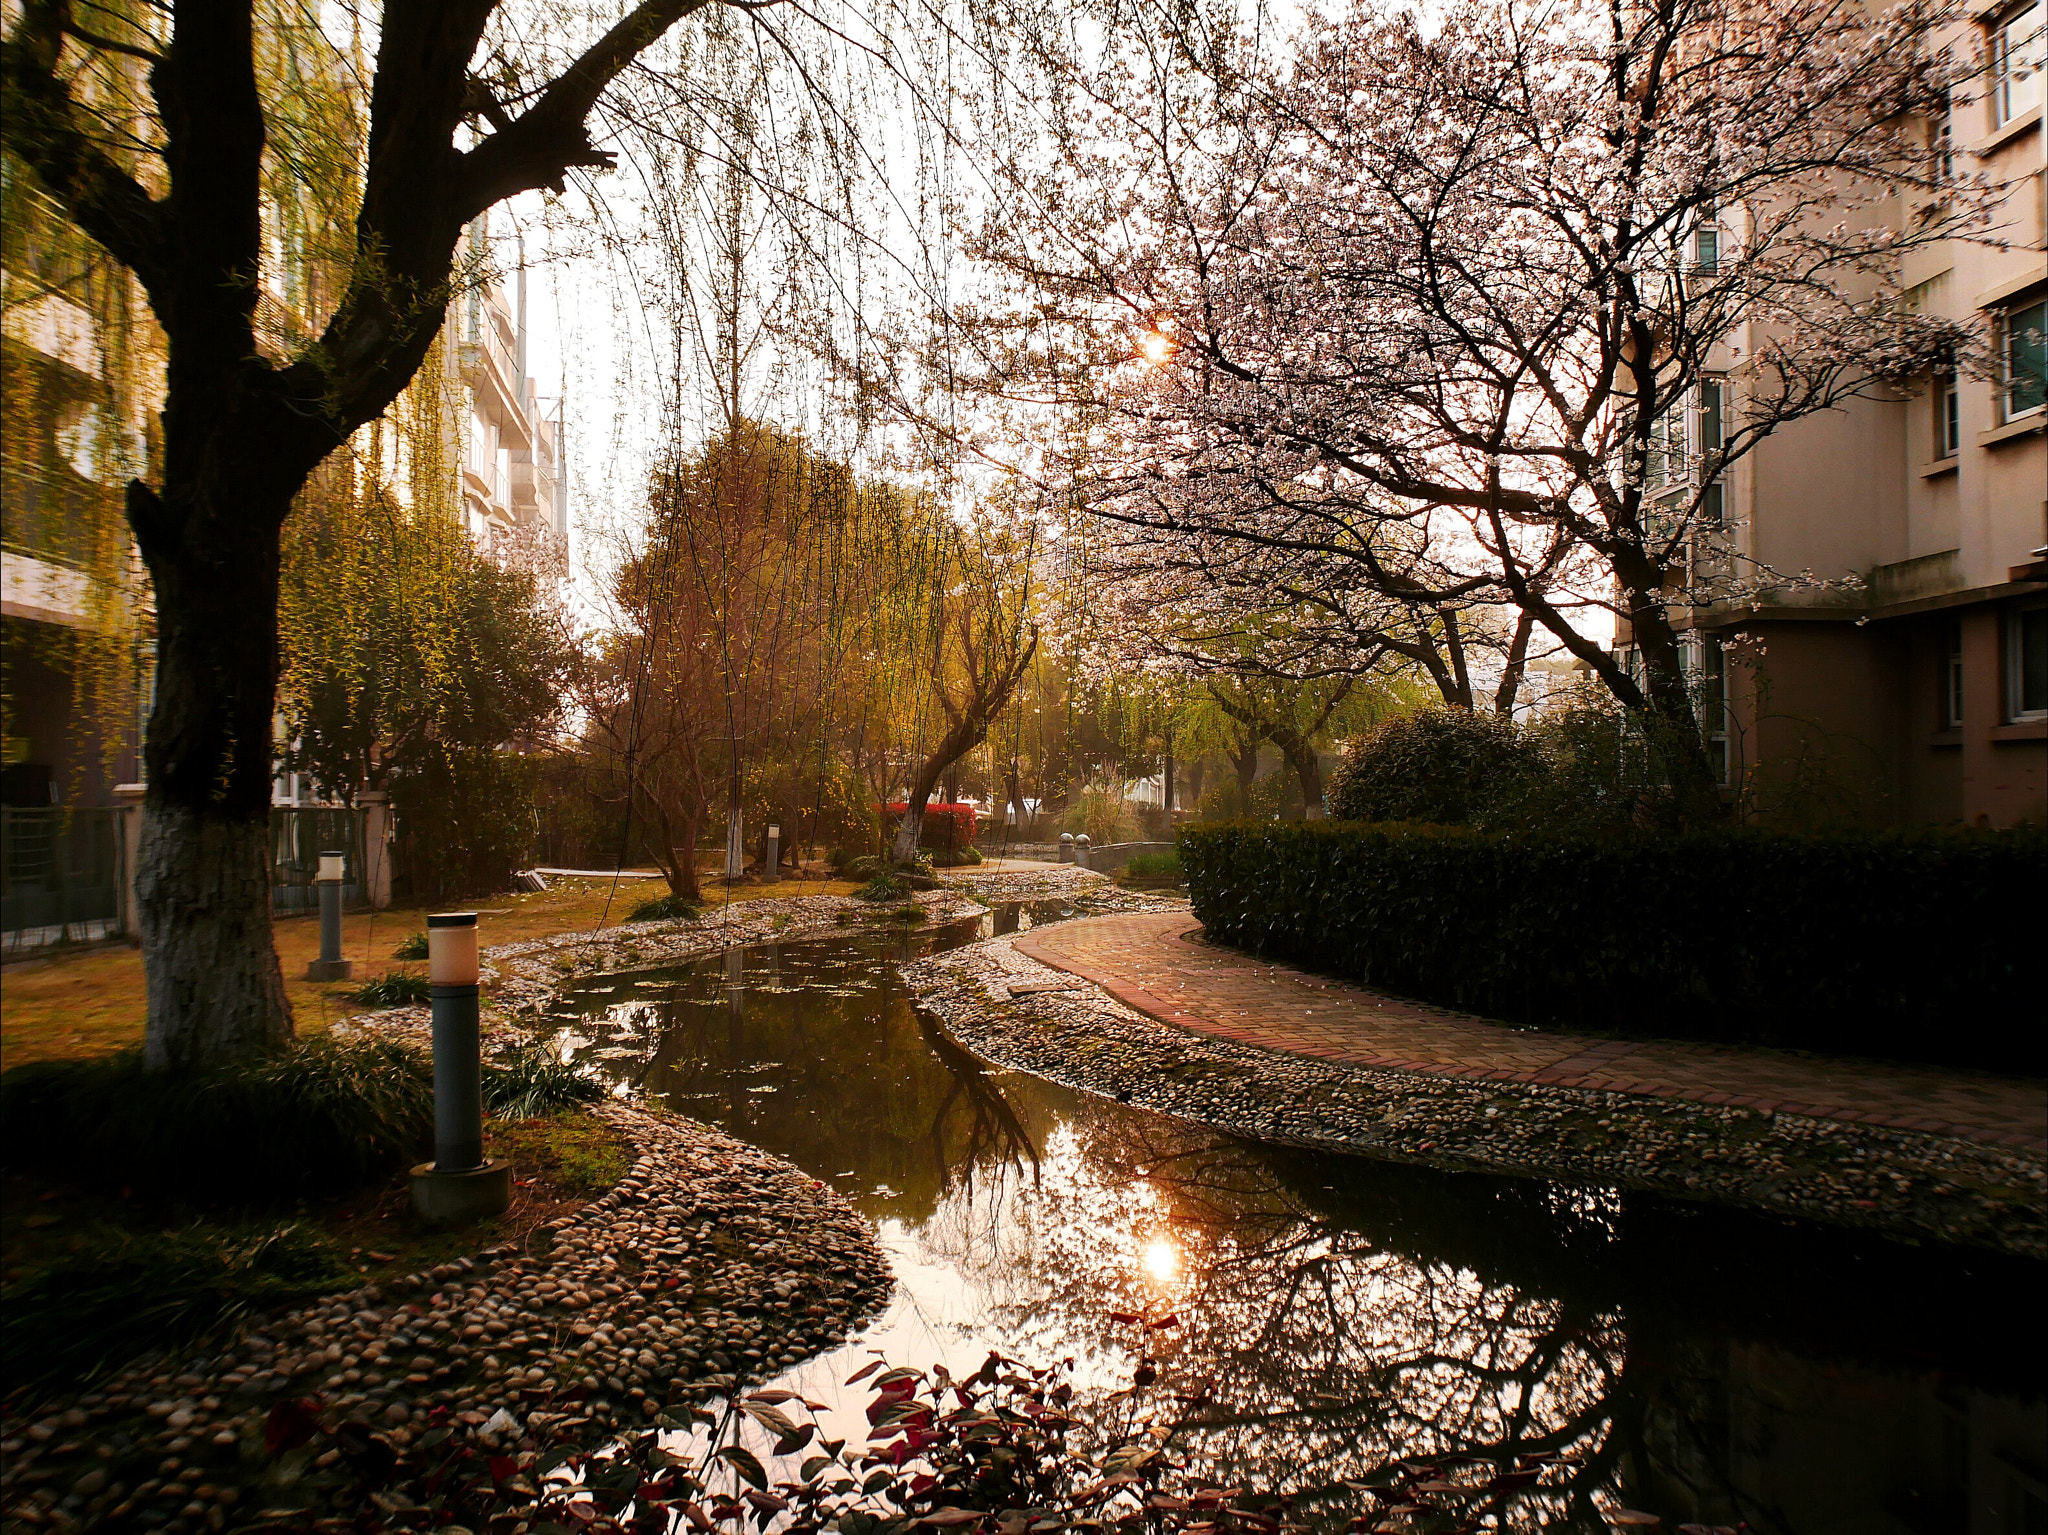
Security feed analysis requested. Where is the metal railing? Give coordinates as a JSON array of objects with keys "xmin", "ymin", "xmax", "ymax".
[{"xmin": 1, "ymin": 806, "xmax": 127, "ymax": 955}]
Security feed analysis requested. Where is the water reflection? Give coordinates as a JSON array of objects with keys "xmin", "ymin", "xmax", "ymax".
[{"xmin": 550, "ymin": 918, "xmax": 2046, "ymax": 1535}]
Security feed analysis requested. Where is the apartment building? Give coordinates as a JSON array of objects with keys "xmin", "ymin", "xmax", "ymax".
[
  {"xmin": 1, "ymin": 179, "xmax": 154, "ymax": 812},
  {"xmin": 1664, "ymin": 8, "xmax": 2046, "ymax": 826},
  {"xmin": 450, "ymin": 225, "xmax": 571, "ymax": 575}
]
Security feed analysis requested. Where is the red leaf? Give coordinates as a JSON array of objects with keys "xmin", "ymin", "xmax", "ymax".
[
  {"xmin": 264, "ymin": 1398, "xmax": 323, "ymax": 1455},
  {"xmin": 489, "ymin": 1455, "xmax": 518, "ymax": 1485}
]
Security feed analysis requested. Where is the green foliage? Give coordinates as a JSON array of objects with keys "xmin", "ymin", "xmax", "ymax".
[
  {"xmin": 856, "ymin": 871, "xmax": 911, "ymax": 901},
  {"xmin": 392, "ymin": 745, "xmax": 539, "ymax": 903},
  {"xmin": 1119, "ymin": 849, "xmax": 1182, "ymax": 884},
  {"xmin": 354, "ymin": 968, "xmax": 431, "ymax": 1007},
  {"xmin": 0, "ymin": 1221, "xmax": 352, "ymax": 1396},
  {"xmin": 278, "ymin": 472, "xmax": 571, "ymax": 805},
  {"xmin": 628, "ymin": 894, "xmax": 701, "ymax": 923},
  {"xmin": 487, "ymin": 1112, "xmax": 628, "ymax": 1195},
  {"xmin": 0, "ymin": 1037, "xmax": 434, "ymax": 1201},
  {"xmin": 391, "ymin": 930, "xmax": 430, "ymax": 960},
  {"xmin": 482, "ymin": 1043, "xmax": 606, "ymax": 1121},
  {"xmin": 1180, "ymin": 820, "xmax": 2048, "ymax": 1072},
  {"xmin": 1198, "ymin": 770, "xmax": 1298, "ymax": 821},
  {"xmin": 1327, "ymin": 708, "xmax": 1547, "ymax": 826}
]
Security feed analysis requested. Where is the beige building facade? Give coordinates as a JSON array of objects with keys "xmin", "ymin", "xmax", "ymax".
[{"xmin": 1682, "ymin": 11, "xmax": 2046, "ymax": 826}]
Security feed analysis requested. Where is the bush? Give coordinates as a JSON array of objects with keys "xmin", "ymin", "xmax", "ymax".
[
  {"xmin": 0, "ymin": 1221, "xmax": 352, "ymax": 1395},
  {"xmin": 627, "ymin": 893, "xmax": 700, "ymax": 923},
  {"xmin": 482, "ymin": 1042, "xmax": 607, "ymax": 1119},
  {"xmin": 1328, "ymin": 708, "xmax": 1546, "ymax": 826},
  {"xmin": 392, "ymin": 746, "xmax": 538, "ymax": 903},
  {"xmin": 1179, "ymin": 820, "xmax": 2048, "ymax": 1072},
  {"xmin": 0, "ymin": 1036, "xmax": 435, "ymax": 1201},
  {"xmin": 391, "ymin": 930, "xmax": 429, "ymax": 960},
  {"xmin": 355, "ymin": 968, "xmax": 431, "ymax": 1006}
]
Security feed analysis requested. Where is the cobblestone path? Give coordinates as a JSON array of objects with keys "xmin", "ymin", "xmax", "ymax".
[{"xmin": 1013, "ymin": 913, "xmax": 2047, "ymax": 1152}]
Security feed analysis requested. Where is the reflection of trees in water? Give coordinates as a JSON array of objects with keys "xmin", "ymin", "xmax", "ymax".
[
  {"xmin": 564, "ymin": 939, "xmax": 2043, "ymax": 1535},
  {"xmin": 980, "ymin": 1112, "xmax": 1628, "ymax": 1530}
]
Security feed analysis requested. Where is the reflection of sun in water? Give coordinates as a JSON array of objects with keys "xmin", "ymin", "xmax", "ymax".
[{"xmin": 1143, "ymin": 1237, "xmax": 1180, "ymax": 1284}]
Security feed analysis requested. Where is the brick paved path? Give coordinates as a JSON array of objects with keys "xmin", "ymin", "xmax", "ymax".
[{"xmin": 1013, "ymin": 912, "xmax": 2048, "ymax": 1152}]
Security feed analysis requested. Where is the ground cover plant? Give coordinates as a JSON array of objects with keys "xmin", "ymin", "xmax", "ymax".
[
  {"xmin": 0, "ymin": 1221, "xmax": 351, "ymax": 1401},
  {"xmin": 629, "ymin": 894, "xmax": 703, "ymax": 923},
  {"xmin": 356, "ymin": 969, "xmax": 433, "ymax": 1007},
  {"xmin": 1181, "ymin": 820, "xmax": 2048, "ymax": 1073},
  {"xmin": 482, "ymin": 1043, "xmax": 609, "ymax": 1121},
  {"xmin": 0, "ymin": 1036, "xmax": 434, "ymax": 1203}
]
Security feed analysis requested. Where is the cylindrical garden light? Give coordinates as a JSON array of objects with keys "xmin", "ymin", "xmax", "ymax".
[
  {"xmin": 409, "ymin": 911, "xmax": 511, "ymax": 1222},
  {"xmin": 304, "ymin": 851, "xmax": 355, "ymax": 982},
  {"xmin": 764, "ymin": 823, "xmax": 781, "ymax": 883}
]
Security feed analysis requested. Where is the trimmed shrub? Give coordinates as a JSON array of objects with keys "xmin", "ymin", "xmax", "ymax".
[
  {"xmin": 1180, "ymin": 820, "xmax": 2048, "ymax": 1072},
  {"xmin": 0, "ymin": 1036, "xmax": 434, "ymax": 1201},
  {"xmin": 1328, "ymin": 708, "xmax": 1546, "ymax": 825}
]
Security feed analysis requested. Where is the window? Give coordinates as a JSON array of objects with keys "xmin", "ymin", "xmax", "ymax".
[
  {"xmin": 1692, "ymin": 223, "xmax": 1719, "ymax": 273},
  {"xmin": 1936, "ymin": 96, "xmax": 1956, "ymax": 179},
  {"xmin": 1942, "ymin": 619, "xmax": 1964, "ymax": 728},
  {"xmin": 1992, "ymin": 3, "xmax": 2044, "ymax": 128},
  {"xmin": 1936, "ymin": 373, "xmax": 1961, "ymax": 456},
  {"xmin": 2008, "ymin": 600, "xmax": 2047, "ymax": 721},
  {"xmin": 2002, "ymin": 299, "xmax": 2046, "ymax": 422}
]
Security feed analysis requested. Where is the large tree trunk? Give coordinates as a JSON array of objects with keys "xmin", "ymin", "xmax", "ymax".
[{"xmin": 137, "ymin": 500, "xmax": 295, "ymax": 1071}]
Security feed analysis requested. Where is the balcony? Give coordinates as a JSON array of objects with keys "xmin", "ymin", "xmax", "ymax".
[{"xmin": 2, "ymin": 288, "xmax": 99, "ymax": 378}]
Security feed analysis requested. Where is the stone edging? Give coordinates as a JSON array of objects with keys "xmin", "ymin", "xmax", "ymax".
[
  {"xmin": 0, "ymin": 1103, "xmax": 895, "ymax": 1528},
  {"xmin": 903, "ymin": 934, "xmax": 2048, "ymax": 1263}
]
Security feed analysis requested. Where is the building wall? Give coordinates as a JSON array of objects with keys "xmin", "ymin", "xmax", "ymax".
[{"xmin": 1699, "ymin": 43, "xmax": 2046, "ymax": 828}]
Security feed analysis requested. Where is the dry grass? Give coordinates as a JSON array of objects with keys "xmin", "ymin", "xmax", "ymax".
[{"xmin": 0, "ymin": 871, "xmax": 864, "ymax": 1069}]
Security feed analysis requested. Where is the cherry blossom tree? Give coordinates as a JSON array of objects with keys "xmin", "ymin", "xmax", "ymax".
[{"xmin": 971, "ymin": 0, "xmax": 1992, "ymax": 805}]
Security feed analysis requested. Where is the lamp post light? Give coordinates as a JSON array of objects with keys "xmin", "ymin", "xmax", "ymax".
[
  {"xmin": 764, "ymin": 823, "xmax": 780, "ymax": 883},
  {"xmin": 304, "ymin": 851, "xmax": 355, "ymax": 981},
  {"xmin": 409, "ymin": 911, "xmax": 511, "ymax": 1221}
]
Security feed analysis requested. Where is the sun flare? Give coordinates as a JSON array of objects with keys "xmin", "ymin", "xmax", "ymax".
[{"xmin": 1142, "ymin": 1237, "xmax": 1180, "ymax": 1283}]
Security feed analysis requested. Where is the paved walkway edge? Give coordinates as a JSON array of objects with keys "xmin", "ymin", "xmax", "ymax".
[
  {"xmin": 903, "ymin": 935, "xmax": 2048, "ymax": 1264},
  {"xmin": 1012, "ymin": 917, "xmax": 2045, "ymax": 1154}
]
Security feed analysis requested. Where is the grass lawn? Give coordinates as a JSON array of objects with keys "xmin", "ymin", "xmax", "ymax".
[{"xmin": 0, "ymin": 870, "xmax": 864, "ymax": 1069}]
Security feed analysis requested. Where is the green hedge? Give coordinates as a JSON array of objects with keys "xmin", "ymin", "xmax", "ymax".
[{"xmin": 1179, "ymin": 821, "xmax": 2048, "ymax": 1073}]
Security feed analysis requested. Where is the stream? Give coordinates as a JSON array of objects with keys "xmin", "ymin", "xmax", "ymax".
[{"xmin": 546, "ymin": 904, "xmax": 2046, "ymax": 1534}]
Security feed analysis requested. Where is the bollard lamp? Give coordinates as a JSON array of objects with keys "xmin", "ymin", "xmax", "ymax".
[
  {"xmin": 408, "ymin": 910, "xmax": 511, "ymax": 1222},
  {"xmin": 304, "ymin": 849, "xmax": 355, "ymax": 982}
]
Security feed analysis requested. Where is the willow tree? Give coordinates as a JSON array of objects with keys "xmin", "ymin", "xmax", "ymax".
[{"xmin": 2, "ymin": 0, "xmax": 737, "ymax": 1070}]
